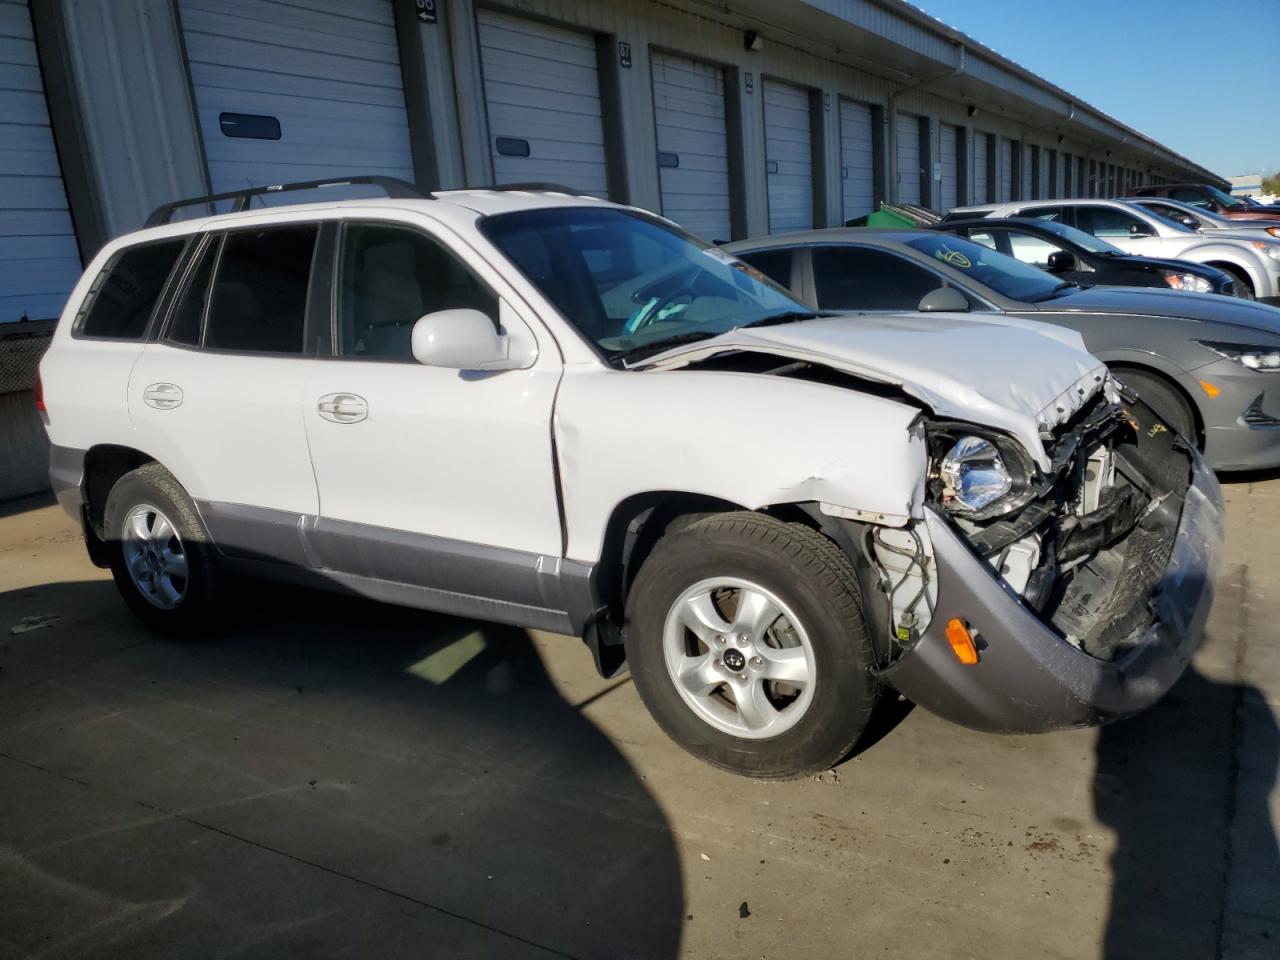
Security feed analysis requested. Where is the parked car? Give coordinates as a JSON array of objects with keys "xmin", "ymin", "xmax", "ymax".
[
  {"xmin": 1127, "ymin": 183, "xmax": 1280, "ymax": 222},
  {"xmin": 725, "ymin": 228, "xmax": 1280, "ymax": 470},
  {"xmin": 1123, "ymin": 196, "xmax": 1280, "ymax": 238},
  {"xmin": 39, "ymin": 177, "xmax": 1219, "ymax": 779},
  {"xmin": 943, "ymin": 198, "xmax": 1280, "ymax": 303},
  {"xmin": 936, "ymin": 216, "xmax": 1237, "ymax": 296}
]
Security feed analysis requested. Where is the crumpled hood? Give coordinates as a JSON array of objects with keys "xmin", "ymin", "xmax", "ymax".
[
  {"xmin": 1046, "ymin": 286, "xmax": 1280, "ymax": 336},
  {"xmin": 638, "ymin": 314, "xmax": 1113, "ymax": 469}
]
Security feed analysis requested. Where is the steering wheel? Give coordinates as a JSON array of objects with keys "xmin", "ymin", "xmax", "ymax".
[{"xmin": 625, "ymin": 285, "xmax": 700, "ymax": 335}]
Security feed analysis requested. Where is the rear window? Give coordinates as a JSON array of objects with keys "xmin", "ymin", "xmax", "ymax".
[{"xmin": 78, "ymin": 239, "xmax": 186, "ymax": 339}]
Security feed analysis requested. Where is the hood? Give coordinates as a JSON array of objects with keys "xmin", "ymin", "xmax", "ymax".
[
  {"xmin": 1044, "ymin": 285, "xmax": 1280, "ymax": 335},
  {"xmin": 638, "ymin": 314, "xmax": 1112, "ymax": 470}
]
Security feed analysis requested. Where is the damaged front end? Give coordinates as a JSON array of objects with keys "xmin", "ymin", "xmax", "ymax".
[{"xmin": 855, "ymin": 380, "xmax": 1223, "ymax": 733}]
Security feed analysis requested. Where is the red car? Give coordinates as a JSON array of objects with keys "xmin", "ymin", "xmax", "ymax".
[{"xmin": 1128, "ymin": 183, "xmax": 1280, "ymax": 222}]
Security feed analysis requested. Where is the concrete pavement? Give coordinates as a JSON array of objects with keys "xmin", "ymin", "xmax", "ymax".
[{"xmin": 0, "ymin": 479, "xmax": 1276, "ymax": 959}]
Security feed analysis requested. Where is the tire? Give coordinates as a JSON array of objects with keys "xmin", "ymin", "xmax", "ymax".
[
  {"xmin": 1112, "ymin": 368, "xmax": 1198, "ymax": 447},
  {"xmin": 1218, "ymin": 265, "xmax": 1255, "ymax": 300},
  {"xmin": 624, "ymin": 512, "xmax": 878, "ymax": 780},
  {"xmin": 103, "ymin": 462, "xmax": 220, "ymax": 636}
]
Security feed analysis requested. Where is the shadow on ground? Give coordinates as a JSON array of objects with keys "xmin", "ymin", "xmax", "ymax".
[
  {"xmin": 0, "ymin": 579, "xmax": 684, "ymax": 959},
  {"xmin": 1095, "ymin": 665, "xmax": 1279, "ymax": 959}
]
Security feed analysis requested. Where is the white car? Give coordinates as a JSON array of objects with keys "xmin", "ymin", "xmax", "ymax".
[
  {"xmin": 945, "ymin": 197, "xmax": 1280, "ymax": 303},
  {"xmin": 38, "ymin": 178, "xmax": 1221, "ymax": 778},
  {"xmin": 1123, "ymin": 196, "xmax": 1280, "ymax": 241}
]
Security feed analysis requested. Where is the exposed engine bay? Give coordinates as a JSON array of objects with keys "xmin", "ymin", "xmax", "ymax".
[{"xmin": 877, "ymin": 389, "xmax": 1193, "ymax": 663}]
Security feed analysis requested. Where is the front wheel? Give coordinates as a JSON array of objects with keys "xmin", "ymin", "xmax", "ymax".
[
  {"xmin": 625, "ymin": 513, "xmax": 878, "ymax": 779},
  {"xmin": 1219, "ymin": 266, "xmax": 1255, "ymax": 301},
  {"xmin": 103, "ymin": 463, "xmax": 220, "ymax": 636}
]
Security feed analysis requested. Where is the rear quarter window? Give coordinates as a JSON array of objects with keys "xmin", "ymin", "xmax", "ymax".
[{"xmin": 76, "ymin": 239, "xmax": 187, "ymax": 339}]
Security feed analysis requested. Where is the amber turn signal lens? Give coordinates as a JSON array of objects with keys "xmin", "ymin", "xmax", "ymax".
[
  {"xmin": 945, "ymin": 618, "xmax": 979, "ymax": 665},
  {"xmin": 1198, "ymin": 380, "xmax": 1220, "ymax": 399}
]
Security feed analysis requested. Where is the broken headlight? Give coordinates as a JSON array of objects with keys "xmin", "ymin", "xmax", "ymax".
[{"xmin": 927, "ymin": 424, "xmax": 1036, "ymax": 521}]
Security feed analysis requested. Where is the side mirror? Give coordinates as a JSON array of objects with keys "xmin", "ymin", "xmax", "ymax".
[
  {"xmin": 411, "ymin": 308, "xmax": 509, "ymax": 369},
  {"xmin": 1128, "ymin": 222, "xmax": 1155, "ymax": 238},
  {"xmin": 1046, "ymin": 250, "xmax": 1077, "ymax": 273},
  {"xmin": 917, "ymin": 287, "xmax": 970, "ymax": 313}
]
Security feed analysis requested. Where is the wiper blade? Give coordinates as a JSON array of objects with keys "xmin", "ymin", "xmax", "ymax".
[
  {"xmin": 614, "ymin": 331, "xmax": 721, "ymax": 367},
  {"xmin": 740, "ymin": 310, "xmax": 823, "ymax": 328}
]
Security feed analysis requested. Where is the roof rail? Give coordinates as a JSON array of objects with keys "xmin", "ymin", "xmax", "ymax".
[
  {"xmin": 443, "ymin": 182, "xmax": 584, "ymax": 196},
  {"xmin": 143, "ymin": 176, "xmax": 425, "ymax": 227}
]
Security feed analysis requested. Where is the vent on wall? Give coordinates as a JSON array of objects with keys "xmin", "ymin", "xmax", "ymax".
[
  {"xmin": 494, "ymin": 137, "xmax": 531, "ymax": 158},
  {"xmin": 219, "ymin": 113, "xmax": 282, "ymax": 140}
]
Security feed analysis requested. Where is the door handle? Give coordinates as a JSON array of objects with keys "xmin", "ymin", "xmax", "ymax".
[
  {"xmin": 142, "ymin": 382, "xmax": 183, "ymax": 410},
  {"xmin": 317, "ymin": 393, "xmax": 368, "ymax": 424}
]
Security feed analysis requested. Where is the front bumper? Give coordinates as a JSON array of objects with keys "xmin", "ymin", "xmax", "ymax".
[
  {"xmin": 1190, "ymin": 361, "xmax": 1280, "ymax": 471},
  {"xmin": 881, "ymin": 455, "xmax": 1223, "ymax": 733}
]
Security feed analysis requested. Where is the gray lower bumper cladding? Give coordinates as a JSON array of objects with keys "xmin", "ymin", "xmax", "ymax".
[{"xmin": 882, "ymin": 457, "xmax": 1223, "ymax": 733}]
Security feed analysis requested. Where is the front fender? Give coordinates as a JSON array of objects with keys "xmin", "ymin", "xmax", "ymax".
[{"xmin": 555, "ymin": 367, "xmax": 928, "ymax": 562}]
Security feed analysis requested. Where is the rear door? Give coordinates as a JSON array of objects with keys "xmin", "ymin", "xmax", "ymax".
[{"xmin": 128, "ymin": 223, "xmax": 322, "ymax": 543}]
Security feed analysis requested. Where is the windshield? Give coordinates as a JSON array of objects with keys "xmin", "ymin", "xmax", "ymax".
[
  {"xmin": 904, "ymin": 234, "xmax": 1064, "ymax": 302},
  {"xmin": 1205, "ymin": 184, "xmax": 1247, "ymax": 210},
  {"xmin": 1025, "ymin": 219, "xmax": 1126, "ymax": 255},
  {"xmin": 481, "ymin": 207, "xmax": 809, "ymax": 363}
]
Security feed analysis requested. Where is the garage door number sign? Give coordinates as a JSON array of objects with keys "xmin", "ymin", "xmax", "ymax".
[{"xmin": 415, "ymin": 0, "xmax": 438, "ymax": 25}]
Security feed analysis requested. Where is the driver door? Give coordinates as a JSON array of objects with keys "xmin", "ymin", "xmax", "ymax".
[{"xmin": 301, "ymin": 219, "xmax": 563, "ymax": 582}]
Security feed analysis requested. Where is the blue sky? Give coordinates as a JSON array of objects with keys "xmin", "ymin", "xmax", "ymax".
[{"xmin": 910, "ymin": 0, "xmax": 1279, "ymax": 179}]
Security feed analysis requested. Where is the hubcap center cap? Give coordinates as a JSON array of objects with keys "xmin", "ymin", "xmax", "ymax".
[{"xmin": 722, "ymin": 648, "xmax": 746, "ymax": 672}]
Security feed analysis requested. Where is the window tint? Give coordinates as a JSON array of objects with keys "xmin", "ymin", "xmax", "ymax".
[
  {"xmin": 1171, "ymin": 187, "xmax": 1208, "ymax": 208},
  {"xmin": 79, "ymin": 239, "xmax": 185, "ymax": 339},
  {"xmin": 736, "ymin": 249, "xmax": 794, "ymax": 289},
  {"xmin": 1001, "ymin": 229, "xmax": 1065, "ymax": 268},
  {"xmin": 1016, "ymin": 205, "xmax": 1065, "ymax": 222},
  {"xmin": 204, "ymin": 225, "xmax": 317, "ymax": 354},
  {"xmin": 338, "ymin": 224, "xmax": 497, "ymax": 360},
  {"xmin": 1075, "ymin": 207, "xmax": 1146, "ymax": 238},
  {"xmin": 166, "ymin": 237, "xmax": 218, "ymax": 346},
  {"xmin": 812, "ymin": 246, "xmax": 942, "ymax": 311}
]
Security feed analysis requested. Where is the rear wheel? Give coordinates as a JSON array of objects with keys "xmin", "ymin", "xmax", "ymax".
[
  {"xmin": 103, "ymin": 463, "xmax": 220, "ymax": 636},
  {"xmin": 1113, "ymin": 368, "xmax": 1198, "ymax": 447},
  {"xmin": 625, "ymin": 512, "xmax": 878, "ymax": 779}
]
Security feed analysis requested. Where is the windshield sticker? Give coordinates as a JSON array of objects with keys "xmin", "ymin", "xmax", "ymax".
[{"xmin": 937, "ymin": 249, "xmax": 972, "ymax": 269}]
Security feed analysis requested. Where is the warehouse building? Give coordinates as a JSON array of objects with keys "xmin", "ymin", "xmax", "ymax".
[
  {"xmin": 5, "ymin": 0, "xmax": 1227, "ymax": 324},
  {"xmin": 0, "ymin": 0, "xmax": 1225, "ymax": 493}
]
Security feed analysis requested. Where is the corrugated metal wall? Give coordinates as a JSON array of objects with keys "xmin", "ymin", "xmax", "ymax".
[{"xmin": 0, "ymin": 0, "xmax": 79, "ymax": 323}]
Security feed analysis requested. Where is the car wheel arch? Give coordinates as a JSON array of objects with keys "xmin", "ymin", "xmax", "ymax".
[{"xmin": 1107, "ymin": 362, "xmax": 1204, "ymax": 447}]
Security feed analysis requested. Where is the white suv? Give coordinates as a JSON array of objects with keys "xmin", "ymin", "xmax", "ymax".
[{"xmin": 40, "ymin": 178, "xmax": 1221, "ymax": 778}]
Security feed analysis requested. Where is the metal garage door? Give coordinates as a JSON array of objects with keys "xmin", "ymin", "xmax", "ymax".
[
  {"xmin": 1000, "ymin": 138, "xmax": 1013, "ymax": 201},
  {"xmin": 763, "ymin": 80, "xmax": 813, "ymax": 233},
  {"xmin": 1022, "ymin": 145, "xmax": 1033, "ymax": 200},
  {"xmin": 651, "ymin": 52, "xmax": 730, "ymax": 241},
  {"xmin": 179, "ymin": 0, "xmax": 413, "ymax": 199},
  {"xmin": 974, "ymin": 133, "xmax": 989, "ymax": 204},
  {"xmin": 478, "ymin": 10, "xmax": 608, "ymax": 198},
  {"xmin": 0, "ymin": 0, "xmax": 79, "ymax": 323},
  {"xmin": 839, "ymin": 99, "xmax": 874, "ymax": 224},
  {"xmin": 895, "ymin": 112, "xmax": 921, "ymax": 205},
  {"xmin": 939, "ymin": 122, "xmax": 958, "ymax": 212}
]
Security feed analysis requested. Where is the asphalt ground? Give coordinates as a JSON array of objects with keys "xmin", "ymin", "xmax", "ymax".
[{"xmin": 0, "ymin": 477, "xmax": 1276, "ymax": 959}]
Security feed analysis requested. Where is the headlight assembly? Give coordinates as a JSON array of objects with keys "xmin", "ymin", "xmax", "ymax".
[
  {"xmin": 1197, "ymin": 340, "xmax": 1280, "ymax": 371},
  {"xmin": 940, "ymin": 436, "xmax": 1012, "ymax": 512},
  {"xmin": 1161, "ymin": 272, "xmax": 1213, "ymax": 293},
  {"xmin": 927, "ymin": 425, "xmax": 1036, "ymax": 520},
  {"xmin": 1251, "ymin": 241, "xmax": 1280, "ymax": 262}
]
